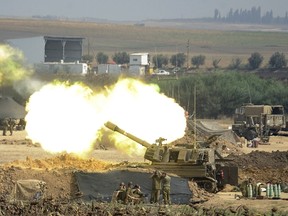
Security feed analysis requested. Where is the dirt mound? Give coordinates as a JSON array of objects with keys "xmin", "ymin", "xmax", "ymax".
[
  {"xmin": 0, "ymin": 154, "xmax": 113, "ymax": 200},
  {"xmin": 0, "ymin": 154, "xmax": 115, "ymax": 201},
  {"xmin": 230, "ymin": 150, "xmax": 288, "ymax": 169},
  {"xmin": 188, "ymin": 181, "xmax": 214, "ymax": 204},
  {"xmin": 228, "ymin": 151, "xmax": 288, "ymax": 183},
  {"xmin": 1, "ymin": 154, "xmax": 112, "ymax": 171},
  {"xmin": 0, "ymin": 167, "xmax": 75, "ymax": 200}
]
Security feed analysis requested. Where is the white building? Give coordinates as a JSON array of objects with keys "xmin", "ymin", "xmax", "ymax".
[
  {"xmin": 98, "ymin": 64, "xmax": 121, "ymax": 74},
  {"xmin": 35, "ymin": 62, "xmax": 88, "ymax": 75},
  {"xmin": 129, "ymin": 53, "xmax": 150, "ymax": 76},
  {"xmin": 129, "ymin": 53, "xmax": 149, "ymax": 66}
]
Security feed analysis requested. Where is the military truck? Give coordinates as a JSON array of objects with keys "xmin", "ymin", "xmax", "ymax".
[
  {"xmin": 105, "ymin": 121, "xmax": 238, "ymax": 192},
  {"xmin": 232, "ymin": 104, "xmax": 286, "ymax": 141}
]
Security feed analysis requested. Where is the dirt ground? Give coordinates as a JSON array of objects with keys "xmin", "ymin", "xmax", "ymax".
[{"xmin": 0, "ymin": 128, "xmax": 288, "ymax": 215}]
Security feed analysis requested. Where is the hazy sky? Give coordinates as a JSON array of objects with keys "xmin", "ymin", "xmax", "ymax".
[{"xmin": 0, "ymin": 0, "xmax": 287, "ymax": 21}]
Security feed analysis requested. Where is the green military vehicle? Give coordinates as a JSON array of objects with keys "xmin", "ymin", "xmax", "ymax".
[
  {"xmin": 105, "ymin": 121, "xmax": 238, "ymax": 193},
  {"xmin": 232, "ymin": 104, "xmax": 286, "ymax": 141}
]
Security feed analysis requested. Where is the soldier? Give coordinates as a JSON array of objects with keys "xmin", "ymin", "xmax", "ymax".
[
  {"xmin": 131, "ymin": 184, "xmax": 144, "ymax": 199},
  {"xmin": 18, "ymin": 118, "xmax": 26, "ymax": 130},
  {"xmin": 216, "ymin": 169, "xmax": 224, "ymax": 190},
  {"xmin": 116, "ymin": 182, "xmax": 127, "ymax": 203},
  {"xmin": 124, "ymin": 182, "xmax": 133, "ymax": 204},
  {"xmin": 161, "ymin": 172, "xmax": 171, "ymax": 205},
  {"xmin": 150, "ymin": 170, "xmax": 162, "ymax": 204},
  {"xmin": 2, "ymin": 118, "xmax": 9, "ymax": 136},
  {"xmin": 8, "ymin": 118, "xmax": 17, "ymax": 135}
]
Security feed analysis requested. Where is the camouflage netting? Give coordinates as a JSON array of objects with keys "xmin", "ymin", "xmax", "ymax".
[{"xmin": 0, "ymin": 96, "xmax": 26, "ymax": 119}]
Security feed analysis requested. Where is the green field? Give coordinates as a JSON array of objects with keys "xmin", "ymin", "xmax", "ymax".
[{"xmin": 0, "ymin": 18, "xmax": 288, "ymax": 67}]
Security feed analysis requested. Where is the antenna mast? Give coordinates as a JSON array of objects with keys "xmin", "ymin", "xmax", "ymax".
[{"xmin": 186, "ymin": 39, "xmax": 190, "ymax": 71}]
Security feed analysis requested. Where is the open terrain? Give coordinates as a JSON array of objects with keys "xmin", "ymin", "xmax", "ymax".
[{"xmin": 1, "ymin": 18, "xmax": 288, "ymax": 67}]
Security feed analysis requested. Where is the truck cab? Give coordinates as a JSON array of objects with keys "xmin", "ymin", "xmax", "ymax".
[{"xmin": 232, "ymin": 104, "xmax": 286, "ymax": 141}]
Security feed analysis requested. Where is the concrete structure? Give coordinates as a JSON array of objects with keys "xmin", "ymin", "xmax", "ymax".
[
  {"xmin": 98, "ymin": 64, "xmax": 121, "ymax": 74},
  {"xmin": 129, "ymin": 53, "xmax": 149, "ymax": 66},
  {"xmin": 7, "ymin": 36, "xmax": 85, "ymax": 66},
  {"xmin": 129, "ymin": 53, "xmax": 150, "ymax": 76},
  {"xmin": 129, "ymin": 65, "xmax": 146, "ymax": 76},
  {"xmin": 35, "ymin": 62, "xmax": 88, "ymax": 75},
  {"xmin": 44, "ymin": 36, "xmax": 84, "ymax": 63}
]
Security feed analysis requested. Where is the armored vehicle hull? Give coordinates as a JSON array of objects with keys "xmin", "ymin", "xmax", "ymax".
[{"xmin": 105, "ymin": 121, "xmax": 238, "ymax": 192}]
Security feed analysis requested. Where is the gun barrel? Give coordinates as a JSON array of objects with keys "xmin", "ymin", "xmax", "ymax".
[{"xmin": 104, "ymin": 121, "xmax": 151, "ymax": 148}]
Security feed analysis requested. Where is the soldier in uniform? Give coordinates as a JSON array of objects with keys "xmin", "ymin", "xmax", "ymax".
[
  {"xmin": 116, "ymin": 182, "xmax": 127, "ymax": 203},
  {"xmin": 150, "ymin": 170, "xmax": 162, "ymax": 204},
  {"xmin": 2, "ymin": 118, "xmax": 9, "ymax": 136},
  {"xmin": 131, "ymin": 184, "xmax": 144, "ymax": 199},
  {"xmin": 18, "ymin": 118, "xmax": 26, "ymax": 130},
  {"xmin": 8, "ymin": 118, "xmax": 17, "ymax": 135},
  {"xmin": 161, "ymin": 172, "xmax": 171, "ymax": 205},
  {"xmin": 124, "ymin": 182, "xmax": 133, "ymax": 204}
]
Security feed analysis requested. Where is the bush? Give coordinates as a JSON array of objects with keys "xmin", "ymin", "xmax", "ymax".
[
  {"xmin": 96, "ymin": 52, "xmax": 109, "ymax": 64},
  {"xmin": 248, "ymin": 52, "xmax": 264, "ymax": 69},
  {"xmin": 191, "ymin": 55, "xmax": 206, "ymax": 68},
  {"xmin": 229, "ymin": 57, "xmax": 242, "ymax": 69},
  {"xmin": 170, "ymin": 53, "xmax": 186, "ymax": 67},
  {"xmin": 152, "ymin": 54, "xmax": 169, "ymax": 68},
  {"xmin": 269, "ymin": 52, "xmax": 287, "ymax": 69},
  {"xmin": 112, "ymin": 52, "xmax": 129, "ymax": 64}
]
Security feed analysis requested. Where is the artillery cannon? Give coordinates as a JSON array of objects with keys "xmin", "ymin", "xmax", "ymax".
[{"xmin": 105, "ymin": 121, "xmax": 238, "ymax": 192}]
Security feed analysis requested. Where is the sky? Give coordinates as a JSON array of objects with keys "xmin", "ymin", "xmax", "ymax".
[{"xmin": 0, "ymin": 0, "xmax": 287, "ymax": 21}]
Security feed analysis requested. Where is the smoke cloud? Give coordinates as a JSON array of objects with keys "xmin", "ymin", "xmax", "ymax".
[{"xmin": 0, "ymin": 44, "xmax": 32, "ymax": 86}]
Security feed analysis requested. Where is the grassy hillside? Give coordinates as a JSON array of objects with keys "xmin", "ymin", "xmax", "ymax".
[{"xmin": 0, "ymin": 18, "xmax": 288, "ymax": 67}]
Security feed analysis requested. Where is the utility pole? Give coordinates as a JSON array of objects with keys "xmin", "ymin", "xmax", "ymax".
[
  {"xmin": 186, "ymin": 39, "xmax": 190, "ymax": 71},
  {"xmin": 87, "ymin": 38, "xmax": 90, "ymax": 56},
  {"xmin": 154, "ymin": 47, "xmax": 158, "ymax": 69},
  {"xmin": 175, "ymin": 44, "xmax": 178, "ymax": 68},
  {"xmin": 193, "ymin": 85, "xmax": 197, "ymax": 149}
]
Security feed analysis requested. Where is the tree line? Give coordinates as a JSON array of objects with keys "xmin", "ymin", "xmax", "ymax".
[
  {"xmin": 152, "ymin": 72, "xmax": 288, "ymax": 119},
  {"xmin": 213, "ymin": 6, "xmax": 288, "ymax": 25},
  {"xmin": 83, "ymin": 51, "xmax": 288, "ymax": 70}
]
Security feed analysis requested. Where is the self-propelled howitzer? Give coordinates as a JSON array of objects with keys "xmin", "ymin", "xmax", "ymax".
[
  {"xmin": 104, "ymin": 121, "xmax": 238, "ymax": 192},
  {"xmin": 104, "ymin": 121, "xmax": 164, "ymax": 162}
]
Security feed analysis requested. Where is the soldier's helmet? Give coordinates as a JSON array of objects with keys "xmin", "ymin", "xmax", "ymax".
[{"xmin": 134, "ymin": 184, "xmax": 140, "ymax": 189}]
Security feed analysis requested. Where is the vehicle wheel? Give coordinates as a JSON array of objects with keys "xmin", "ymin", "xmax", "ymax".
[
  {"xmin": 244, "ymin": 130, "xmax": 257, "ymax": 141},
  {"xmin": 203, "ymin": 181, "xmax": 216, "ymax": 193}
]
